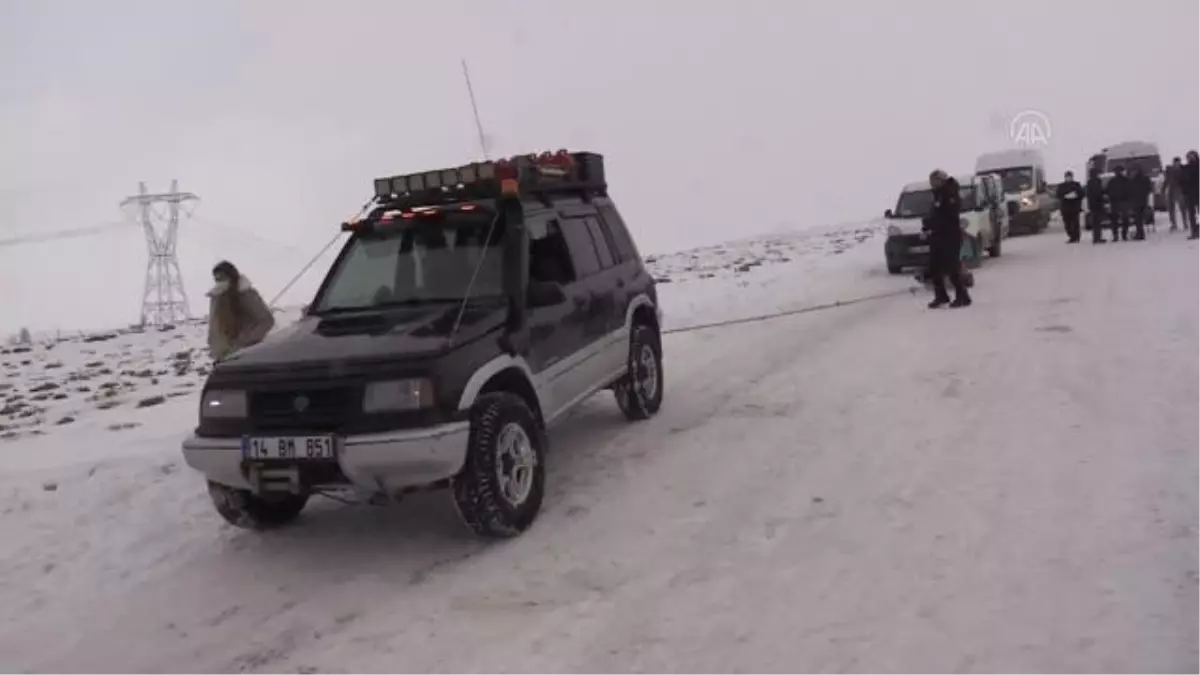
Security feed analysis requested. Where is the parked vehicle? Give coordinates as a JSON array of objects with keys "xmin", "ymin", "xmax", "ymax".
[
  {"xmin": 975, "ymin": 149, "xmax": 1051, "ymax": 235},
  {"xmin": 1088, "ymin": 140, "xmax": 1166, "ymax": 211},
  {"xmin": 883, "ymin": 173, "xmax": 1007, "ymax": 274}
]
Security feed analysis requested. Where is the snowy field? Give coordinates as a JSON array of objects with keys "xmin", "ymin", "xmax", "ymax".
[{"xmin": 0, "ymin": 220, "xmax": 1196, "ymax": 673}]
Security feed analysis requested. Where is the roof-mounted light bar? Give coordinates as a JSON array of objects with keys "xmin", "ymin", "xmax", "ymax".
[{"xmin": 369, "ymin": 149, "xmax": 605, "ymax": 203}]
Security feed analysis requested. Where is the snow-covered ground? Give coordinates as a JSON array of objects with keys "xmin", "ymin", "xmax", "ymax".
[{"xmin": 1, "ymin": 221, "xmax": 1196, "ymax": 673}]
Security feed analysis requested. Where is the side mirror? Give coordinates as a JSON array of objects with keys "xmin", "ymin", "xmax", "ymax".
[
  {"xmin": 884, "ymin": 209, "xmax": 893, "ymax": 219},
  {"xmin": 528, "ymin": 280, "xmax": 567, "ymax": 308}
]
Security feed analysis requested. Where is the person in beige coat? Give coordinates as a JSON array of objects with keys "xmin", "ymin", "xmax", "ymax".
[{"xmin": 207, "ymin": 260, "xmax": 275, "ymax": 361}]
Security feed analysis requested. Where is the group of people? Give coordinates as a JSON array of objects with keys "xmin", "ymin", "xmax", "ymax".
[{"xmin": 1054, "ymin": 151, "xmax": 1200, "ymax": 244}]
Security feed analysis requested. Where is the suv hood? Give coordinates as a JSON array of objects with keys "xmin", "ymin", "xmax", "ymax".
[{"xmin": 219, "ymin": 303, "xmax": 508, "ymax": 370}]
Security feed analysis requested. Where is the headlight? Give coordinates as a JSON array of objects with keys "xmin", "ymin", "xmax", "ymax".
[
  {"xmin": 887, "ymin": 224, "xmax": 902, "ymax": 237},
  {"xmin": 201, "ymin": 390, "xmax": 248, "ymax": 419},
  {"xmin": 959, "ymin": 217, "xmax": 969, "ymax": 229},
  {"xmin": 363, "ymin": 379, "xmax": 435, "ymax": 413}
]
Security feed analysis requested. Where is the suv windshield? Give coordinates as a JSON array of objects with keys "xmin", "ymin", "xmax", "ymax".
[
  {"xmin": 989, "ymin": 167, "xmax": 1034, "ymax": 193},
  {"xmin": 314, "ymin": 210, "xmax": 506, "ymax": 313},
  {"xmin": 1106, "ymin": 155, "xmax": 1163, "ymax": 175},
  {"xmin": 894, "ymin": 184, "xmax": 977, "ymax": 217}
]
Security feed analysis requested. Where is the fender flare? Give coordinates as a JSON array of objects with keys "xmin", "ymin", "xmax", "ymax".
[
  {"xmin": 455, "ymin": 354, "xmax": 543, "ymax": 412},
  {"xmin": 624, "ymin": 293, "xmax": 659, "ymax": 331}
]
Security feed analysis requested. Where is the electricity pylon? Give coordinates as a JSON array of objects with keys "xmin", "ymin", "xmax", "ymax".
[{"xmin": 120, "ymin": 180, "xmax": 198, "ymax": 327}]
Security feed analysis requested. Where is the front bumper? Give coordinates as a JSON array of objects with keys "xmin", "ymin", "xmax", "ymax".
[
  {"xmin": 884, "ymin": 234, "xmax": 930, "ymax": 269},
  {"xmin": 182, "ymin": 421, "xmax": 471, "ymax": 495},
  {"xmin": 1009, "ymin": 209, "xmax": 1043, "ymax": 234}
]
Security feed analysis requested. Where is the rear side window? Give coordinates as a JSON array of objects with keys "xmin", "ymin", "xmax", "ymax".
[
  {"xmin": 529, "ymin": 218, "xmax": 577, "ymax": 286},
  {"xmin": 584, "ymin": 217, "xmax": 616, "ymax": 269},
  {"xmin": 560, "ymin": 217, "xmax": 601, "ymax": 278},
  {"xmin": 598, "ymin": 204, "xmax": 639, "ymax": 262}
]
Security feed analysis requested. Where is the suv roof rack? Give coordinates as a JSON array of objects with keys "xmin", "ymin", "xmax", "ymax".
[{"xmin": 368, "ymin": 150, "xmax": 606, "ymax": 213}]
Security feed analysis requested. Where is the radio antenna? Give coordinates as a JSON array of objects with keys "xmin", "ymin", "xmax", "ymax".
[{"xmin": 461, "ymin": 59, "xmax": 490, "ymax": 160}]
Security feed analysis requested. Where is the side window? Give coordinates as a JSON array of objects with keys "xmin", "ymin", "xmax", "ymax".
[
  {"xmin": 597, "ymin": 204, "xmax": 639, "ymax": 262},
  {"xmin": 584, "ymin": 217, "xmax": 616, "ymax": 269},
  {"xmin": 559, "ymin": 217, "xmax": 601, "ymax": 279},
  {"xmin": 529, "ymin": 219, "xmax": 577, "ymax": 286}
]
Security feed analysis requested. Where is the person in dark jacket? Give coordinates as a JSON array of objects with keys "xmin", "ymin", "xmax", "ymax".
[
  {"xmin": 921, "ymin": 169, "xmax": 971, "ymax": 308},
  {"xmin": 1183, "ymin": 150, "xmax": 1200, "ymax": 240},
  {"xmin": 1085, "ymin": 167, "xmax": 1108, "ymax": 244},
  {"xmin": 1105, "ymin": 165, "xmax": 1133, "ymax": 241},
  {"xmin": 1129, "ymin": 165, "xmax": 1152, "ymax": 239},
  {"xmin": 1055, "ymin": 170, "xmax": 1086, "ymax": 243},
  {"xmin": 1164, "ymin": 157, "xmax": 1184, "ymax": 231}
]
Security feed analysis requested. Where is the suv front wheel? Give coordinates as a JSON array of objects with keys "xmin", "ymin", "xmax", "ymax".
[
  {"xmin": 452, "ymin": 392, "xmax": 546, "ymax": 538},
  {"xmin": 614, "ymin": 322, "xmax": 664, "ymax": 421}
]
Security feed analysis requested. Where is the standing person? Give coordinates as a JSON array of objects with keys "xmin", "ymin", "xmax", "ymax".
[
  {"xmin": 922, "ymin": 169, "xmax": 971, "ymax": 308},
  {"xmin": 1106, "ymin": 165, "xmax": 1133, "ymax": 241},
  {"xmin": 1164, "ymin": 156, "xmax": 1185, "ymax": 231},
  {"xmin": 1086, "ymin": 167, "xmax": 1108, "ymax": 244},
  {"xmin": 1129, "ymin": 165, "xmax": 1152, "ymax": 240},
  {"xmin": 1183, "ymin": 150, "xmax": 1200, "ymax": 240},
  {"xmin": 207, "ymin": 260, "xmax": 276, "ymax": 362},
  {"xmin": 1056, "ymin": 170, "xmax": 1086, "ymax": 243}
]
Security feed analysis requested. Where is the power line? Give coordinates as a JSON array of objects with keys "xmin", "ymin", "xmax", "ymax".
[
  {"xmin": 190, "ymin": 216, "xmax": 308, "ymax": 256},
  {"xmin": 0, "ymin": 221, "xmax": 132, "ymax": 248}
]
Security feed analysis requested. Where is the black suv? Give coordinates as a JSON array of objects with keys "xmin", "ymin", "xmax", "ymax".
[{"xmin": 182, "ymin": 151, "xmax": 664, "ymax": 537}]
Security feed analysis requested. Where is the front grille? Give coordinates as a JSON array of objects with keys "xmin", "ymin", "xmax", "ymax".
[
  {"xmin": 894, "ymin": 233, "xmax": 925, "ymax": 246},
  {"xmin": 249, "ymin": 386, "xmax": 360, "ymax": 432}
]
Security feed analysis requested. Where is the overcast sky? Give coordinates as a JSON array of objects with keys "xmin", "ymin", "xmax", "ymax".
[{"xmin": 1, "ymin": 0, "xmax": 1197, "ymax": 334}]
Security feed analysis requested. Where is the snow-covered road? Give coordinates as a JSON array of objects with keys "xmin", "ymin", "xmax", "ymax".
[{"xmin": 2, "ymin": 229, "xmax": 1196, "ymax": 673}]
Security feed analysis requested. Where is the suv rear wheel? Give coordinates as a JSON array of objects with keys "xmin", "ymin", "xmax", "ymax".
[
  {"xmin": 206, "ymin": 481, "xmax": 309, "ymax": 530},
  {"xmin": 452, "ymin": 392, "xmax": 546, "ymax": 538},
  {"xmin": 615, "ymin": 322, "xmax": 663, "ymax": 421}
]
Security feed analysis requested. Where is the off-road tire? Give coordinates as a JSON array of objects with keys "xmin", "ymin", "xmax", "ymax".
[
  {"xmin": 987, "ymin": 225, "xmax": 1002, "ymax": 257},
  {"xmin": 207, "ymin": 481, "xmax": 309, "ymax": 530},
  {"xmin": 451, "ymin": 392, "xmax": 546, "ymax": 538},
  {"xmin": 614, "ymin": 323, "xmax": 664, "ymax": 421}
]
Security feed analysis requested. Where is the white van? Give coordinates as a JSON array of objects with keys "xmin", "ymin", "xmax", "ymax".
[
  {"xmin": 882, "ymin": 173, "xmax": 1008, "ymax": 274},
  {"xmin": 1089, "ymin": 141, "xmax": 1166, "ymax": 211},
  {"xmin": 975, "ymin": 149, "xmax": 1051, "ymax": 235}
]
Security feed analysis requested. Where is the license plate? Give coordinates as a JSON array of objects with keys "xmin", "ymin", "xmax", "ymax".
[
  {"xmin": 242, "ymin": 435, "xmax": 336, "ymax": 461},
  {"xmin": 911, "ymin": 245, "xmax": 930, "ymax": 254}
]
